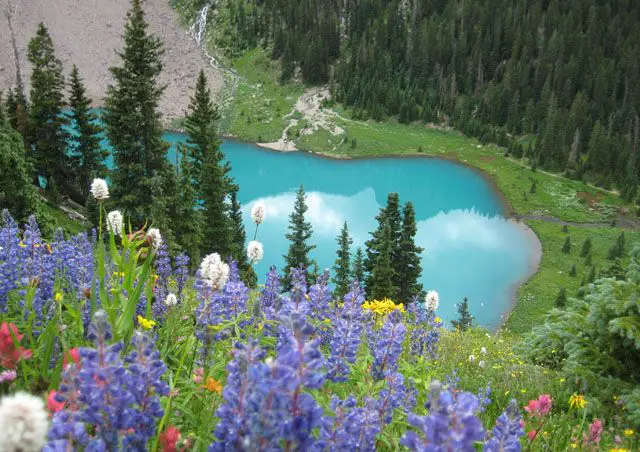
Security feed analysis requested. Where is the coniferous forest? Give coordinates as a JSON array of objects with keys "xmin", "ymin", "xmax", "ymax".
[{"xmin": 209, "ymin": 0, "xmax": 640, "ymax": 194}]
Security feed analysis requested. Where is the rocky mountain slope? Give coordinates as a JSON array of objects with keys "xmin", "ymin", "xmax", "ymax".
[{"xmin": 0, "ymin": 0, "xmax": 223, "ymax": 123}]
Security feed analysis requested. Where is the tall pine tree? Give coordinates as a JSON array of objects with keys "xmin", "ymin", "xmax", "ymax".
[
  {"xmin": 352, "ymin": 247, "xmax": 365, "ymax": 284},
  {"xmin": 283, "ymin": 185, "xmax": 316, "ymax": 287},
  {"xmin": 229, "ymin": 189, "xmax": 257, "ymax": 287},
  {"xmin": 67, "ymin": 65, "xmax": 107, "ymax": 203},
  {"xmin": 395, "ymin": 202, "xmax": 424, "ymax": 303},
  {"xmin": 364, "ymin": 193, "xmax": 402, "ymax": 298},
  {"xmin": 368, "ymin": 222, "xmax": 396, "ymax": 300},
  {"xmin": 451, "ymin": 297, "xmax": 474, "ymax": 331},
  {"xmin": 104, "ymin": 0, "xmax": 174, "ymax": 232},
  {"xmin": 27, "ymin": 23, "xmax": 68, "ymax": 198},
  {"xmin": 333, "ymin": 222, "xmax": 353, "ymax": 300},
  {"xmin": 185, "ymin": 70, "xmax": 236, "ymax": 257}
]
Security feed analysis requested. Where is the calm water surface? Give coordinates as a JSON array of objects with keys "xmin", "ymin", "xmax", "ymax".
[{"xmin": 103, "ymin": 130, "xmax": 537, "ymax": 328}]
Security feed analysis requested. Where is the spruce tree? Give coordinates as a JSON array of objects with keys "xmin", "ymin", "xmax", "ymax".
[
  {"xmin": 67, "ymin": 65, "xmax": 107, "ymax": 202},
  {"xmin": 580, "ymin": 237, "xmax": 592, "ymax": 258},
  {"xmin": 606, "ymin": 232, "xmax": 626, "ymax": 260},
  {"xmin": 562, "ymin": 236, "xmax": 572, "ymax": 254},
  {"xmin": 184, "ymin": 70, "xmax": 235, "ymax": 257},
  {"xmin": 569, "ymin": 264, "xmax": 577, "ymax": 277},
  {"xmin": 104, "ymin": 0, "xmax": 173, "ymax": 230},
  {"xmin": 0, "ymin": 125, "xmax": 40, "ymax": 223},
  {"xmin": 283, "ymin": 185, "xmax": 316, "ymax": 287},
  {"xmin": 229, "ymin": 189, "xmax": 257, "ymax": 287},
  {"xmin": 27, "ymin": 23, "xmax": 68, "ymax": 197},
  {"xmin": 587, "ymin": 265, "xmax": 597, "ymax": 283},
  {"xmin": 352, "ymin": 247, "xmax": 365, "ymax": 284},
  {"xmin": 451, "ymin": 297, "xmax": 474, "ymax": 331},
  {"xmin": 368, "ymin": 222, "xmax": 396, "ymax": 300},
  {"xmin": 333, "ymin": 222, "xmax": 353, "ymax": 300},
  {"xmin": 364, "ymin": 193, "xmax": 401, "ymax": 298},
  {"xmin": 396, "ymin": 202, "xmax": 424, "ymax": 303},
  {"xmin": 172, "ymin": 143, "xmax": 203, "ymax": 262},
  {"xmin": 585, "ymin": 252, "xmax": 592, "ymax": 266},
  {"xmin": 555, "ymin": 287, "xmax": 567, "ymax": 308}
]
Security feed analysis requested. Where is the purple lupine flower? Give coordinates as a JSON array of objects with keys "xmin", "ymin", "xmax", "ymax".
[
  {"xmin": 211, "ymin": 340, "xmax": 266, "ymax": 451},
  {"xmin": 370, "ymin": 310, "xmax": 406, "ymax": 380},
  {"xmin": 483, "ymin": 400, "xmax": 524, "ymax": 452},
  {"xmin": 307, "ymin": 269, "xmax": 332, "ymax": 319},
  {"xmin": 326, "ymin": 284, "xmax": 366, "ymax": 382},
  {"xmin": 46, "ymin": 310, "xmax": 167, "ymax": 451},
  {"xmin": 445, "ymin": 370, "xmax": 460, "ymax": 391},
  {"xmin": 152, "ymin": 243, "xmax": 172, "ymax": 318},
  {"xmin": 196, "ymin": 262, "xmax": 249, "ymax": 363},
  {"xmin": 409, "ymin": 301, "xmax": 442, "ymax": 359},
  {"xmin": 316, "ymin": 396, "xmax": 381, "ymax": 451},
  {"xmin": 401, "ymin": 381, "xmax": 485, "ymax": 451},
  {"xmin": 0, "ymin": 211, "xmax": 21, "ymax": 312},
  {"xmin": 173, "ymin": 253, "xmax": 189, "ymax": 302},
  {"xmin": 260, "ymin": 266, "xmax": 282, "ymax": 313},
  {"xmin": 211, "ymin": 312, "xmax": 326, "ymax": 450},
  {"xmin": 122, "ymin": 331, "xmax": 169, "ymax": 449},
  {"xmin": 376, "ymin": 371, "xmax": 417, "ymax": 425},
  {"xmin": 477, "ymin": 384, "xmax": 492, "ymax": 413},
  {"xmin": 280, "ymin": 267, "xmax": 310, "ymax": 317}
]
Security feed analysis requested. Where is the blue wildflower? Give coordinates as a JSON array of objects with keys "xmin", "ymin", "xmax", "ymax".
[
  {"xmin": 401, "ymin": 380, "xmax": 485, "ymax": 451},
  {"xmin": 483, "ymin": 400, "xmax": 524, "ymax": 452},
  {"xmin": 370, "ymin": 310, "xmax": 406, "ymax": 380}
]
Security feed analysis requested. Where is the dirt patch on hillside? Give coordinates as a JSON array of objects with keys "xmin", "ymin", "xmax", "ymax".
[
  {"xmin": 478, "ymin": 155, "xmax": 496, "ymax": 162},
  {"xmin": 0, "ymin": 0, "xmax": 224, "ymax": 125},
  {"xmin": 576, "ymin": 191, "xmax": 603, "ymax": 208}
]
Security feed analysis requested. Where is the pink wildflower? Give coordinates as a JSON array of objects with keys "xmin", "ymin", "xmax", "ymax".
[
  {"xmin": 0, "ymin": 369, "xmax": 17, "ymax": 383},
  {"xmin": 528, "ymin": 430, "xmax": 538, "ymax": 441},
  {"xmin": 0, "ymin": 322, "xmax": 32, "ymax": 368},
  {"xmin": 584, "ymin": 419, "xmax": 603, "ymax": 445},
  {"xmin": 159, "ymin": 425, "xmax": 181, "ymax": 452},
  {"xmin": 525, "ymin": 394, "xmax": 552, "ymax": 417},
  {"xmin": 193, "ymin": 367, "xmax": 204, "ymax": 384},
  {"xmin": 47, "ymin": 390, "xmax": 65, "ymax": 413}
]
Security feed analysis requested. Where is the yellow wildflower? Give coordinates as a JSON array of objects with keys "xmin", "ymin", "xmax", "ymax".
[
  {"xmin": 323, "ymin": 318, "xmax": 331, "ymax": 324},
  {"xmin": 559, "ymin": 378, "xmax": 566, "ymax": 382},
  {"xmin": 569, "ymin": 444, "xmax": 577, "ymax": 449},
  {"xmin": 204, "ymin": 377, "xmax": 223, "ymax": 394},
  {"xmin": 569, "ymin": 393, "xmax": 587, "ymax": 410},
  {"xmin": 362, "ymin": 298, "xmax": 405, "ymax": 315},
  {"xmin": 137, "ymin": 315, "xmax": 156, "ymax": 330},
  {"xmin": 54, "ymin": 292, "xmax": 63, "ymax": 303},
  {"xmin": 18, "ymin": 241, "xmax": 26, "ymax": 248},
  {"xmin": 624, "ymin": 429, "xmax": 634, "ymax": 437},
  {"xmin": 609, "ymin": 449, "xmax": 629, "ymax": 452},
  {"xmin": 434, "ymin": 316, "xmax": 442, "ymax": 324}
]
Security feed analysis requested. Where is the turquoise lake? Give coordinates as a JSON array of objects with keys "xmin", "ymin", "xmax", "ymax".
[{"xmin": 102, "ymin": 130, "xmax": 538, "ymax": 329}]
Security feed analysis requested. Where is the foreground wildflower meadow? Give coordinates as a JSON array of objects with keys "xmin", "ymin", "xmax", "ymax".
[{"xmin": 0, "ymin": 182, "xmax": 638, "ymax": 451}]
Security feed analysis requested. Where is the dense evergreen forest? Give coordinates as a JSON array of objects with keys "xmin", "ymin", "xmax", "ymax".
[{"xmin": 206, "ymin": 0, "xmax": 640, "ymax": 196}]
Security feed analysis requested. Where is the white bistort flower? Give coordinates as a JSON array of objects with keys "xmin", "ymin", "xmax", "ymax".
[
  {"xmin": 0, "ymin": 391, "xmax": 49, "ymax": 452},
  {"xmin": 165, "ymin": 293, "xmax": 178, "ymax": 307},
  {"xmin": 425, "ymin": 290, "xmax": 439, "ymax": 311},
  {"xmin": 90, "ymin": 178, "xmax": 109, "ymax": 200},
  {"xmin": 478, "ymin": 360, "xmax": 486, "ymax": 369},
  {"xmin": 106, "ymin": 210, "xmax": 124, "ymax": 236},
  {"xmin": 146, "ymin": 228, "xmax": 162, "ymax": 249},
  {"xmin": 468, "ymin": 354, "xmax": 476, "ymax": 363},
  {"xmin": 246, "ymin": 240, "xmax": 264, "ymax": 264},
  {"xmin": 199, "ymin": 253, "xmax": 230, "ymax": 290},
  {"xmin": 481, "ymin": 346, "xmax": 487, "ymax": 354},
  {"xmin": 251, "ymin": 201, "xmax": 266, "ymax": 225}
]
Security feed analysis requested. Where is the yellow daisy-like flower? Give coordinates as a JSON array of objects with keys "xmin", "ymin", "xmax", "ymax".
[
  {"xmin": 137, "ymin": 315, "xmax": 156, "ymax": 330},
  {"xmin": 624, "ymin": 428, "xmax": 634, "ymax": 437},
  {"xmin": 569, "ymin": 393, "xmax": 588, "ymax": 410},
  {"xmin": 362, "ymin": 298, "xmax": 405, "ymax": 315},
  {"xmin": 204, "ymin": 377, "xmax": 223, "ymax": 394},
  {"xmin": 609, "ymin": 448, "xmax": 629, "ymax": 452},
  {"xmin": 54, "ymin": 292, "xmax": 63, "ymax": 303}
]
